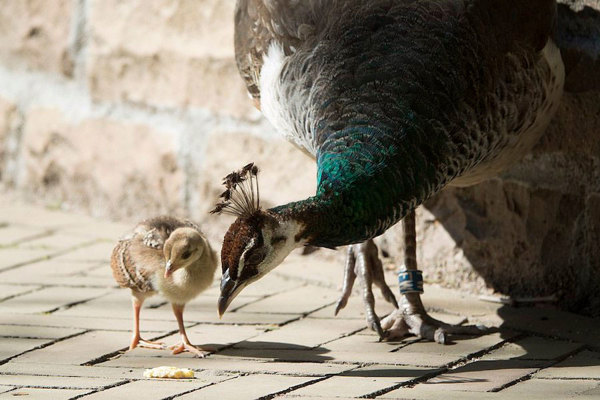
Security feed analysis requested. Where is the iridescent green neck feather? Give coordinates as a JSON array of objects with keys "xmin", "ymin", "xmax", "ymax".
[{"xmin": 271, "ymin": 117, "xmax": 450, "ymax": 248}]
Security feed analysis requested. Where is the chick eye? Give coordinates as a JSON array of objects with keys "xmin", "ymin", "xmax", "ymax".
[
  {"xmin": 246, "ymin": 252, "xmax": 263, "ymax": 265},
  {"xmin": 181, "ymin": 250, "xmax": 191, "ymax": 260}
]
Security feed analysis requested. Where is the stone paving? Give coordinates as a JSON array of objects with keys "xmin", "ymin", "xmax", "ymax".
[{"xmin": 0, "ymin": 203, "xmax": 599, "ymax": 399}]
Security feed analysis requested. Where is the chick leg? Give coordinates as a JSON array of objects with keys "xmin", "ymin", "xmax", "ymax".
[
  {"xmin": 168, "ymin": 303, "xmax": 209, "ymax": 357},
  {"xmin": 130, "ymin": 293, "xmax": 165, "ymax": 350},
  {"xmin": 381, "ymin": 210, "xmax": 486, "ymax": 344},
  {"xmin": 334, "ymin": 240, "xmax": 398, "ymax": 340}
]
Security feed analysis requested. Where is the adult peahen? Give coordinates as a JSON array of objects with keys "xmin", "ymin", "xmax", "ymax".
[{"xmin": 212, "ymin": 0, "xmax": 581, "ymax": 343}]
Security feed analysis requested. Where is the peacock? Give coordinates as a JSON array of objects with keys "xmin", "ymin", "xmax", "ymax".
[{"xmin": 211, "ymin": 0, "xmax": 589, "ymax": 343}]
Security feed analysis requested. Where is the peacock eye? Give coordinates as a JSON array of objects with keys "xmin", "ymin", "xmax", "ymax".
[
  {"xmin": 246, "ymin": 251, "xmax": 263, "ymax": 265},
  {"xmin": 271, "ymin": 236, "xmax": 286, "ymax": 245},
  {"xmin": 181, "ymin": 250, "xmax": 191, "ymax": 260}
]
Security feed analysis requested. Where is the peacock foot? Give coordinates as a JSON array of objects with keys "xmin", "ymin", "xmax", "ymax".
[
  {"xmin": 380, "ymin": 293, "xmax": 488, "ymax": 344},
  {"xmin": 334, "ymin": 240, "xmax": 398, "ymax": 340}
]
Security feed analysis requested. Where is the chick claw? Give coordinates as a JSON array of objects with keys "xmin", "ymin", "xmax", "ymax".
[
  {"xmin": 130, "ymin": 337, "xmax": 165, "ymax": 351},
  {"xmin": 168, "ymin": 342, "xmax": 210, "ymax": 357}
]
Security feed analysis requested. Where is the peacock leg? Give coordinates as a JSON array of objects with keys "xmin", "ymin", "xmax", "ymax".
[
  {"xmin": 334, "ymin": 246, "xmax": 358, "ymax": 316},
  {"xmin": 381, "ymin": 210, "xmax": 486, "ymax": 344},
  {"xmin": 334, "ymin": 240, "xmax": 399, "ymax": 340}
]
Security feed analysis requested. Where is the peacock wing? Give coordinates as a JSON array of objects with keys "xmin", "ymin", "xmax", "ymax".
[
  {"xmin": 555, "ymin": 2, "xmax": 600, "ymax": 92},
  {"xmin": 234, "ymin": 0, "xmax": 322, "ymax": 108}
]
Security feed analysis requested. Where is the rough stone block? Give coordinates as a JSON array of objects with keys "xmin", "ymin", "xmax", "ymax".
[
  {"xmin": 0, "ymin": 283, "xmax": 39, "ymax": 302},
  {"xmin": 422, "ymin": 359, "xmax": 540, "ymax": 392},
  {"xmin": 0, "ymin": 97, "xmax": 17, "ymax": 176},
  {"xmin": 53, "ymin": 241, "xmax": 117, "ymax": 263},
  {"xmin": 130, "ymin": 323, "xmax": 265, "ymax": 354},
  {"xmin": 81, "ymin": 379, "xmax": 208, "ymax": 400},
  {"xmin": 388, "ymin": 331, "xmax": 518, "ymax": 367},
  {"xmin": 0, "ymin": 0, "xmax": 73, "ymax": 75},
  {"xmin": 19, "ymin": 232, "xmax": 95, "ymax": 252},
  {"xmin": 20, "ymin": 108, "xmax": 184, "ymax": 219},
  {"xmin": 0, "ymin": 337, "xmax": 50, "ymax": 363},
  {"xmin": 0, "ymin": 387, "xmax": 15, "ymax": 395},
  {"xmin": 89, "ymin": 0, "xmax": 234, "ymax": 58},
  {"xmin": 0, "ymin": 204, "xmax": 97, "ymax": 229},
  {"xmin": 87, "ymin": 0, "xmax": 254, "ymax": 118},
  {"xmin": 0, "ymin": 259, "xmax": 112, "ymax": 287},
  {"xmin": 0, "ymin": 312, "xmax": 186, "ymax": 333},
  {"xmin": 13, "ymin": 330, "xmax": 130, "ymax": 365},
  {"xmin": 217, "ymin": 347, "xmax": 334, "ymax": 364},
  {"xmin": 381, "ymin": 387, "xmax": 500, "ymax": 400},
  {"xmin": 211, "ymin": 311, "xmax": 300, "ymax": 326},
  {"xmin": 495, "ymin": 306, "xmax": 600, "ymax": 349},
  {"xmin": 0, "ymin": 388, "xmax": 89, "ymax": 399},
  {"xmin": 535, "ymin": 350, "xmax": 600, "ymax": 379},
  {"xmin": 0, "ymin": 374, "xmax": 122, "ymax": 390},
  {"xmin": 177, "ymin": 374, "xmax": 315, "ymax": 400},
  {"xmin": 0, "ymin": 325, "xmax": 83, "ymax": 340},
  {"xmin": 0, "ymin": 286, "xmax": 109, "ymax": 314},
  {"xmin": 55, "ymin": 289, "xmax": 173, "ymax": 320},
  {"xmin": 0, "ymin": 225, "xmax": 47, "ymax": 247},
  {"xmin": 290, "ymin": 365, "xmax": 439, "ymax": 398},
  {"xmin": 500, "ymin": 378, "xmax": 600, "ymax": 399},
  {"xmin": 480, "ymin": 336, "xmax": 583, "ymax": 362},
  {"xmin": 0, "ymin": 362, "xmax": 158, "ymax": 383},
  {"xmin": 234, "ymin": 318, "xmax": 364, "ymax": 350},
  {"xmin": 0, "ymin": 248, "xmax": 55, "ymax": 272},
  {"xmin": 166, "ymin": 356, "xmax": 352, "ymax": 376},
  {"xmin": 235, "ymin": 285, "xmax": 339, "ymax": 315}
]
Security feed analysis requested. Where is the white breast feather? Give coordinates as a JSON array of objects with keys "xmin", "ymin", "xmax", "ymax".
[{"xmin": 260, "ymin": 42, "xmax": 318, "ymax": 156}]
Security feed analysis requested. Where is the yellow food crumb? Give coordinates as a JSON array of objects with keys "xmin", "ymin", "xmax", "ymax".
[{"xmin": 143, "ymin": 366, "xmax": 195, "ymax": 379}]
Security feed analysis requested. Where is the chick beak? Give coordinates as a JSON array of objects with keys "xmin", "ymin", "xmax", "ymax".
[
  {"xmin": 164, "ymin": 260, "xmax": 174, "ymax": 278},
  {"xmin": 218, "ymin": 270, "xmax": 243, "ymax": 318}
]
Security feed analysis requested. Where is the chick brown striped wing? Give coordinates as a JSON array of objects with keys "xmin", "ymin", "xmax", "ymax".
[{"xmin": 110, "ymin": 237, "xmax": 155, "ymax": 293}]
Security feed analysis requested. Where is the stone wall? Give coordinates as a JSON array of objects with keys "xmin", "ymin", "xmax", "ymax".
[
  {"xmin": 0, "ymin": 1, "xmax": 598, "ymax": 315},
  {"xmin": 0, "ymin": 0, "xmax": 317, "ymax": 242}
]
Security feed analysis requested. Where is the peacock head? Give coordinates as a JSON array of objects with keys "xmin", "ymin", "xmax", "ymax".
[{"xmin": 211, "ymin": 163, "xmax": 302, "ymax": 316}]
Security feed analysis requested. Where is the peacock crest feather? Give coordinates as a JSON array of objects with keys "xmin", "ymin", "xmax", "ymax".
[{"xmin": 211, "ymin": 163, "xmax": 261, "ymax": 217}]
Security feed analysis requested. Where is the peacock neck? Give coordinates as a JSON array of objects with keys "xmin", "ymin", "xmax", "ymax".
[{"xmin": 270, "ymin": 119, "xmax": 447, "ymax": 248}]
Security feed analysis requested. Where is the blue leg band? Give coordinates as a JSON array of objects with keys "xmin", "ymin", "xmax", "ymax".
[{"xmin": 398, "ymin": 269, "xmax": 424, "ymax": 294}]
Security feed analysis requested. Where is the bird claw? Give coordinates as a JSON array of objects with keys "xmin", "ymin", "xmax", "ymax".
[
  {"xmin": 130, "ymin": 337, "xmax": 166, "ymax": 351},
  {"xmin": 381, "ymin": 306, "xmax": 488, "ymax": 344},
  {"xmin": 370, "ymin": 319, "xmax": 387, "ymax": 342},
  {"xmin": 334, "ymin": 240, "xmax": 398, "ymax": 341},
  {"xmin": 168, "ymin": 342, "xmax": 210, "ymax": 357}
]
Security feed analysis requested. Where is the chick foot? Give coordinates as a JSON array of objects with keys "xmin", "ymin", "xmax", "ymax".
[
  {"xmin": 169, "ymin": 303, "xmax": 209, "ymax": 357},
  {"xmin": 381, "ymin": 293, "xmax": 487, "ymax": 344},
  {"xmin": 334, "ymin": 240, "xmax": 398, "ymax": 340},
  {"xmin": 168, "ymin": 341, "xmax": 209, "ymax": 357},
  {"xmin": 129, "ymin": 335, "xmax": 165, "ymax": 351}
]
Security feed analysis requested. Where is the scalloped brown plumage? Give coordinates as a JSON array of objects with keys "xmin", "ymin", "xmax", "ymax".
[{"xmin": 110, "ymin": 216, "xmax": 217, "ymax": 357}]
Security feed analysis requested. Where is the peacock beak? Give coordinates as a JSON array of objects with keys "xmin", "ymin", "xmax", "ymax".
[{"xmin": 218, "ymin": 269, "xmax": 245, "ymax": 317}]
